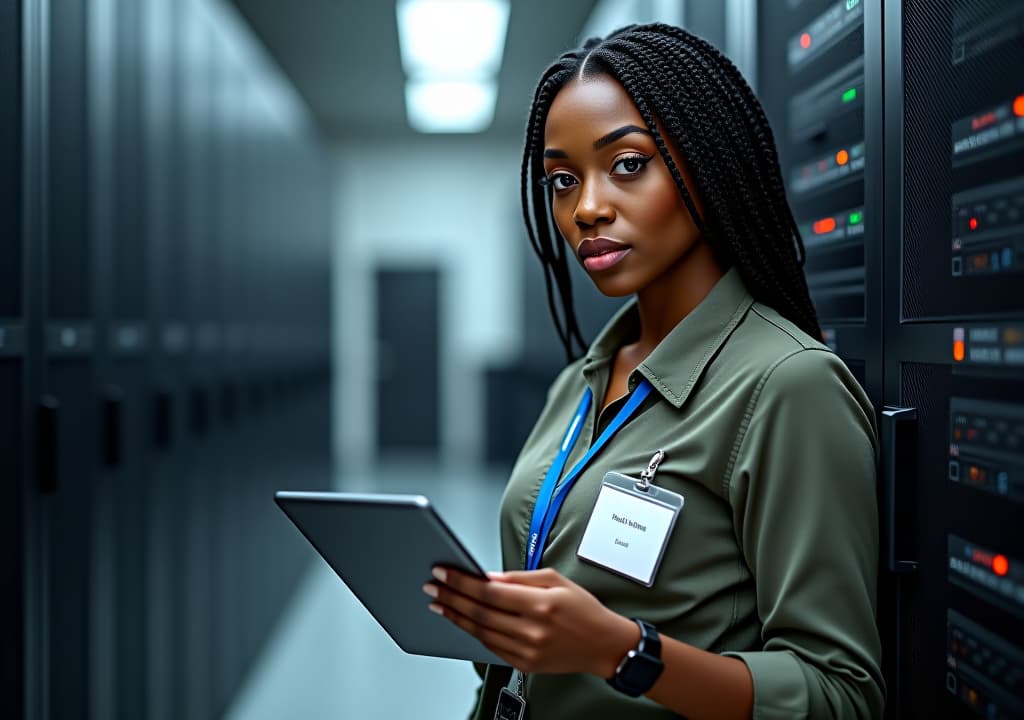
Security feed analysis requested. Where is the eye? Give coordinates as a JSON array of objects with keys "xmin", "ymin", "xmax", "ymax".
[
  {"xmin": 541, "ymin": 171, "xmax": 579, "ymax": 192},
  {"xmin": 611, "ymin": 153, "xmax": 653, "ymax": 176}
]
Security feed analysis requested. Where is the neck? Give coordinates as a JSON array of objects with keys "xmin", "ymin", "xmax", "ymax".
[{"xmin": 630, "ymin": 241, "xmax": 725, "ymax": 358}]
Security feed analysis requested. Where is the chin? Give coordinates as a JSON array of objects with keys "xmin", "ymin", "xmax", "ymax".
[{"xmin": 589, "ymin": 276, "xmax": 641, "ymax": 298}]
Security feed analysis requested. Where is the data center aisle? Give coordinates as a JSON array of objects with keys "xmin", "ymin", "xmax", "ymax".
[{"xmin": 224, "ymin": 466, "xmax": 507, "ymax": 720}]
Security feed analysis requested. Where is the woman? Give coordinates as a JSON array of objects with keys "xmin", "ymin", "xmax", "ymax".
[{"xmin": 423, "ymin": 23, "xmax": 883, "ymax": 719}]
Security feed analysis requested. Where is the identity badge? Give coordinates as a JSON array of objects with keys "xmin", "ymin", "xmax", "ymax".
[{"xmin": 576, "ymin": 452, "xmax": 683, "ymax": 587}]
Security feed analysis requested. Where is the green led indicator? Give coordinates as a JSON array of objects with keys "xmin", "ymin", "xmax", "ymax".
[
  {"xmin": 849, "ymin": 211, "xmax": 863, "ymax": 225},
  {"xmin": 842, "ymin": 87, "xmax": 858, "ymax": 103}
]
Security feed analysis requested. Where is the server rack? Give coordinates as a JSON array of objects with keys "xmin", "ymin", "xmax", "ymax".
[
  {"xmin": 885, "ymin": 0, "xmax": 1024, "ymax": 716},
  {"xmin": 11, "ymin": 0, "xmax": 335, "ymax": 717},
  {"xmin": 2, "ymin": 3, "xmax": 25, "ymax": 719},
  {"xmin": 758, "ymin": 0, "xmax": 1024, "ymax": 716}
]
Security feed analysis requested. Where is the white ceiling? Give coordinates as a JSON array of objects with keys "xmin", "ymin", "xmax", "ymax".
[{"xmin": 228, "ymin": 0, "xmax": 600, "ymax": 141}]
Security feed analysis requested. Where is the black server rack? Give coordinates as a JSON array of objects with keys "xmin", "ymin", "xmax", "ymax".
[
  {"xmin": 886, "ymin": 0, "xmax": 1024, "ymax": 717},
  {"xmin": 759, "ymin": 0, "xmax": 1024, "ymax": 717},
  {"xmin": 1, "ymin": 3, "xmax": 24, "ymax": 719},
  {"xmin": 13, "ymin": 0, "xmax": 335, "ymax": 717},
  {"xmin": 758, "ymin": 0, "xmax": 880, "ymax": 400}
]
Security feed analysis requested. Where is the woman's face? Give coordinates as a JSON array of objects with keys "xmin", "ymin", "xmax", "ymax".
[{"xmin": 542, "ymin": 74, "xmax": 704, "ymax": 298}]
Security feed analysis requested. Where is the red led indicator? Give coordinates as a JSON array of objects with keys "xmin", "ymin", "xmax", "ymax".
[
  {"xmin": 800, "ymin": 33, "xmax": 812, "ymax": 49},
  {"xmin": 953, "ymin": 340, "xmax": 965, "ymax": 362},
  {"xmin": 972, "ymin": 111, "xmax": 998, "ymax": 131},
  {"xmin": 993, "ymin": 554, "xmax": 1009, "ymax": 576},
  {"xmin": 1014, "ymin": 94, "xmax": 1024, "ymax": 117},
  {"xmin": 813, "ymin": 217, "xmax": 837, "ymax": 234},
  {"xmin": 969, "ymin": 217, "xmax": 978, "ymax": 230},
  {"xmin": 836, "ymin": 149, "xmax": 850, "ymax": 166}
]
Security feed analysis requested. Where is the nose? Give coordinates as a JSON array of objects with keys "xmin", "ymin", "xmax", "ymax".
[{"xmin": 573, "ymin": 178, "xmax": 614, "ymax": 229}]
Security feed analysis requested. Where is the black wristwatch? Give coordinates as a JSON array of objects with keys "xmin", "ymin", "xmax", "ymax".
[{"xmin": 606, "ymin": 618, "xmax": 664, "ymax": 697}]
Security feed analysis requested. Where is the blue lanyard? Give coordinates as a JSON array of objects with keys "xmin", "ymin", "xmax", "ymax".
[{"xmin": 525, "ymin": 378, "xmax": 654, "ymax": 570}]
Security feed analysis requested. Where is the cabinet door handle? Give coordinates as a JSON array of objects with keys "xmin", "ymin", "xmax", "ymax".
[
  {"xmin": 153, "ymin": 388, "xmax": 173, "ymax": 450},
  {"xmin": 103, "ymin": 385, "xmax": 124, "ymax": 467},
  {"xmin": 881, "ymin": 406, "xmax": 918, "ymax": 574},
  {"xmin": 37, "ymin": 396, "xmax": 60, "ymax": 494}
]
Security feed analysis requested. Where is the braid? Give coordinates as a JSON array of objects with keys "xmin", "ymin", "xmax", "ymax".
[{"xmin": 523, "ymin": 23, "xmax": 822, "ymax": 360}]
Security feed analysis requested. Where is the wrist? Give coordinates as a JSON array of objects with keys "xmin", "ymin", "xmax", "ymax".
[{"xmin": 595, "ymin": 612, "xmax": 642, "ymax": 678}]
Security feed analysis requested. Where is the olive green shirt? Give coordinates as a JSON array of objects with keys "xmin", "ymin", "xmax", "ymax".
[{"xmin": 470, "ymin": 268, "xmax": 884, "ymax": 719}]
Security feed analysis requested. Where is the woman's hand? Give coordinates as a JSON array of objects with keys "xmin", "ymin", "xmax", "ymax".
[{"xmin": 424, "ymin": 566, "xmax": 639, "ymax": 676}]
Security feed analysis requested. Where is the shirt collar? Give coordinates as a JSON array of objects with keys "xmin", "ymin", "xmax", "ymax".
[{"xmin": 581, "ymin": 267, "xmax": 754, "ymax": 409}]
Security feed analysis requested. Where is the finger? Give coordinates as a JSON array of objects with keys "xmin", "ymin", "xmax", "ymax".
[
  {"xmin": 425, "ymin": 582, "xmax": 530, "ymax": 639},
  {"xmin": 430, "ymin": 601, "xmax": 532, "ymax": 664},
  {"xmin": 432, "ymin": 566, "xmax": 541, "ymax": 612},
  {"xmin": 487, "ymin": 567, "xmax": 567, "ymax": 588}
]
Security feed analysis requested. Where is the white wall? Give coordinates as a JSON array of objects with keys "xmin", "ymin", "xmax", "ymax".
[{"xmin": 332, "ymin": 136, "xmax": 525, "ymax": 470}]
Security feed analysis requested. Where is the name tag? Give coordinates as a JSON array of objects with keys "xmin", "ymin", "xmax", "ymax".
[{"xmin": 576, "ymin": 471, "xmax": 683, "ymax": 586}]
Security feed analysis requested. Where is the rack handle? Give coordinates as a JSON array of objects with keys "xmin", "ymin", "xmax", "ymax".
[
  {"xmin": 103, "ymin": 385, "xmax": 124, "ymax": 467},
  {"xmin": 37, "ymin": 396, "xmax": 59, "ymax": 494},
  {"xmin": 881, "ymin": 406, "xmax": 918, "ymax": 574}
]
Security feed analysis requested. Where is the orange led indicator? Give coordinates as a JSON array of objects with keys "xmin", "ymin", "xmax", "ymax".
[
  {"xmin": 953, "ymin": 339, "xmax": 965, "ymax": 362},
  {"xmin": 800, "ymin": 33, "xmax": 812, "ymax": 49},
  {"xmin": 813, "ymin": 217, "xmax": 837, "ymax": 234},
  {"xmin": 993, "ymin": 554, "xmax": 1009, "ymax": 576},
  {"xmin": 836, "ymin": 149, "xmax": 850, "ymax": 166},
  {"xmin": 1014, "ymin": 94, "xmax": 1024, "ymax": 117},
  {"xmin": 969, "ymin": 217, "xmax": 978, "ymax": 230}
]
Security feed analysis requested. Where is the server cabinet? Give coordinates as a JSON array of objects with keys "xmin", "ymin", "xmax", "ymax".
[
  {"xmin": 885, "ymin": 1, "xmax": 1024, "ymax": 717},
  {"xmin": 757, "ymin": 0, "xmax": 881, "ymax": 401},
  {"xmin": 759, "ymin": 0, "xmax": 1023, "ymax": 716},
  {"xmin": 42, "ymin": 1, "xmax": 100, "ymax": 716},
  {"xmin": 1, "ymin": 2, "xmax": 24, "ymax": 718}
]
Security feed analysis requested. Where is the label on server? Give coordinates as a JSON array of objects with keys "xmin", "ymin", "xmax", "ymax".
[
  {"xmin": 949, "ymin": 397, "xmax": 1024, "ymax": 504},
  {"xmin": 952, "ymin": 176, "xmax": 1024, "ymax": 277},
  {"xmin": 787, "ymin": 0, "xmax": 863, "ymax": 72},
  {"xmin": 948, "ymin": 535, "xmax": 1024, "ymax": 618},
  {"xmin": 952, "ymin": 93, "xmax": 1024, "ymax": 167},
  {"xmin": 946, "ymin": 608, "xmax": 1024, "ymax": 719}
]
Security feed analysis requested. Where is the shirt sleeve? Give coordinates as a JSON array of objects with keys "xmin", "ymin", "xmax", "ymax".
[{"xmin": 723, "ymin": 348, "xmax": 885, "ymax": 720}]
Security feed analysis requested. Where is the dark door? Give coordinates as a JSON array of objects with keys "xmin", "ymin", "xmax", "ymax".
[{"xmin": 375, "ymin": 267, "xmax": 441, "ymax": 459}]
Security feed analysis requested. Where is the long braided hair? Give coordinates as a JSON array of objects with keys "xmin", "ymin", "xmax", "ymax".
[{"xmin": 522, "ymin": 23, "xmax": 821, "ymax": 362}]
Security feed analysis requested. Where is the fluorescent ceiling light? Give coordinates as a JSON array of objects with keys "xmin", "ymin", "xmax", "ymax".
[
  {"xmin": 405, "ymin": 79, "xmax": 497, "ymax": 133},
  {"xmin": 397, "ymin": 0, "xmax": 510, "ymax": 79}
]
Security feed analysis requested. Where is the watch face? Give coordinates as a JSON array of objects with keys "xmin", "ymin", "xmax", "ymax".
[{"xmin": 617, "ymin": 649, "xmax": 664, "ymax": 695}]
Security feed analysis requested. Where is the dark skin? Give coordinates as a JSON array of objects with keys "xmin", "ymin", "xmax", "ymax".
[{"xmin": 425, "ymin": 75, "xmax": 754, "ymax": 720}]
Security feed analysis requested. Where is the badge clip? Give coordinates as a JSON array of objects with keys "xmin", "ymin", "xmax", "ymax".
[{"xmin": 637, "ymin": 449, "xmax": 666, "ymax": 492}]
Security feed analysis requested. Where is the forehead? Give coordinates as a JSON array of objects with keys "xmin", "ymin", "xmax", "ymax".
[{"xmin": 544, "ymin": 75, "xmax": 645, "ymax": 145}]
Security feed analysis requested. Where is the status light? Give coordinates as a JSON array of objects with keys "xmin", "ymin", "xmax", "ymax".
[
  {"xmin": 969, "ymin": 217, "xmax": 978, "ymax": 230},
  {"xmin": 849, "ymin": 211, "xmax": 863, "ymax": 225},
  {"xmin": 842, "ymin": 87, "xmax": 858, "ymax": 103},
  {"xmin": 993, "ymin": 554, "xmax": 1009, "ymax": 577},
  {"xmin": 1015, "ymin": 94, "xmax": 1024, "ymax": 117},
  {"xmin": 953, "ymin": 339, "xmax": 965, "ymax": 362},
  {"xmin": 836, "ymin": 149, "xmax": 850, "ymax": 166},
  {"xmin": 813, "ymin": 217, "xmax": 837, "ymax": 234},
  {"xmin": 800, "ymin": 33, "xmax": 812, "ymax": 49}
]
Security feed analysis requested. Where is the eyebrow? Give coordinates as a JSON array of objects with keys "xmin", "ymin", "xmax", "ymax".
[{"xmin": 543, "ymin": 124, "xmax": 653, "ymax": 159}]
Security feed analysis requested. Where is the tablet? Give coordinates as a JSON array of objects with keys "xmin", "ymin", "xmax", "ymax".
[{"xmin": 274, "ymin": 490, "xmax": 508, "ymax": 666}]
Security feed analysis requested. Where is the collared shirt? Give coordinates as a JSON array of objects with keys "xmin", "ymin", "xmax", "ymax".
[{"xmin": 470, "ymin": 268, "xmax": 883, "ymax": 719}]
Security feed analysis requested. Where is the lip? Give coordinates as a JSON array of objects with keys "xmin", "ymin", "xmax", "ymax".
[
  {"xmin": 577, "ymin": 236, "xmax": 632, "ymax": 272},
  {"xmin": 577, "ymin": 236, "xmax": 630, "ymax": 260}
]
